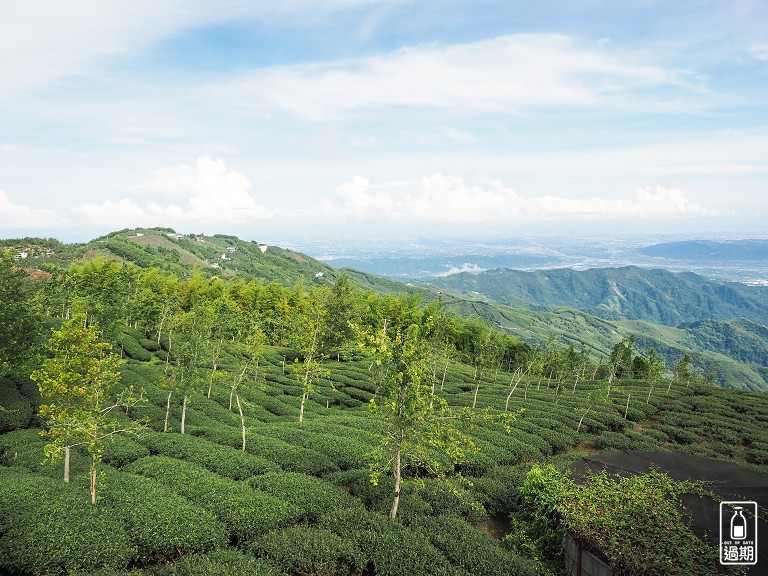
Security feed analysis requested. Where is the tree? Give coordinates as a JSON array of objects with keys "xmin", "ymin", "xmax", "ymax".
[
  {"xmin": 670, "ymin": 353, "xmax": 696, "ymax": 393},
  {"xmin": 291, "ymin": 293, "xmax": 330, "ymax": 424},
  {"xmin": 31, "ymin": 313, "xmax": 144, "ymax": 504},
  {"xmin": 644, "ymin": 348, "xmax": 665, "ymax": 403},
  {"xmin": 355, "ymin": 309, "xmax": 516, "ymax": 520},
  {"xmin": 319, "ymin": 274, "xmax": 360, "ymax": 358},
  {"xmin": 231, "ymin": 327, "xmax": 266, "ymax": 451},
  {"xmin": 0, "ymin": 255, "xmax": 40, "ymax": 377}
]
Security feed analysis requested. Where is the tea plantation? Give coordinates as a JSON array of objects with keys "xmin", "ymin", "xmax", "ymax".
[{"xmin": 2, "ymin": 332, "xmax": 767, "ymax": 575}]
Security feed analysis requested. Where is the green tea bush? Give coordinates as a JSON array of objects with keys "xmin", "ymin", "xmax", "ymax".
[
  {"xmin": 125, "ymin": 456, "xmax": 302, "ymax": 543},
  {"xmin": 319, "ymin": 507, "xmax": 454, "ymax": 576},
  {"xmin": 152, "ymin": 549, "xmax": 284, "ymax": 576},
  {"xmin": 141, "ymin": 431, "xmax": 278, "ymax": 479},
  {"xmin": 0, "ymin": 428, "xmax": 90, "ymax": 478},
  {"xmin": 264, "ymin": 425, "xmax": 371, "ymax": 471},
  {"xmin": 252, "ymin": 525, "xmax": 362, "ymax": 575},
  {"xmin": 656, "ymin": 424, "xmax": 700, "ymax": 445},
  {"xmin": 417, "ymin": 477, "xmax": 487, "ymax": 523},
  {"xmin": 100, "ymin": 434, "xmax": 150, "ymax": 468},
  {"xmin": 412, "ymin": 515, "xmax": 537, "ymax": 576},
  {"xmin": 343, "ymin": 386, "xmax": 374, "ymax": 403},
  {"xmin": 0, "ymin": 467, "xmax": 136, "ymax": 574},
  {"xmin": 251, "ymin": 471, "xmax": 363, "ymax": 522},
  {"xmin": 101, "ymin": 470, "xmax": 227, "ymax": 562},
  {"xmin": 118, "ymin": 332, "xmax": 153, "ymax": 362},
  {"xmin": 139, "ymin": 338, "xmax": 161, "ymax": 352},
  {"xmin": 246, "ymin": 433, "xmax": 338, "ymax": 476},
  {"xmin": 0, "ymin": 377, "xmax": 33, "ymax": 432}
]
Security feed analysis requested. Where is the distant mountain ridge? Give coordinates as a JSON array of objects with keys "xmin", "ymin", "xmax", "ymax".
[
  {"xmin": 640, "ymin": 239, "xmax": 768, "ymax": 261},
  {"xmin": 427, "ymin": 265, "xmax": 768, "ymax": 327}
]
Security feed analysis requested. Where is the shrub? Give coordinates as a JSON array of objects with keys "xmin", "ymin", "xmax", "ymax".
[
  {"xmin": 252, "ymin": 525, "xmax": 362, "ymax": 575},
  {"xmin": 413, "ymin": 515, "xmax": 537, "ymax": 576},
  {"xmin": 139, "ymin": 338, "xmax": 161, "ymax": 352},
  {"xmin": 118, "ymin": 332, "xmax": 153, "ymax": 362},
  {"xmin": 319, "ymin": 507, "xmax": 454, "ymax": 576},
  {"xmin": 141, "ymin": 431, "xmax": 278, "ymax": 479},
  {"xmin": 101, "ymin": 470, "xmax": 227, "ymax": 562},
  {"xmin": 250, "ymin": 471, "xmax": 363, "ymax": 522},
  {"xmin": 125, "ymin": 456, "xmax": 301, "ymax": 543},
  {"xmin": 0, "ymin": 377, "xmax": 34, "ymax": 432},
  {"xmin": 154, "ymin": 550, "xmax": 284, "ymax": 576},
  {"xmin": 100, "ymin": 434, "xmax": 150, "ymax": 468},
  {"xmin": 0, "ymin": 428, "xmax": 89, "ymax": 479},
  {"xmin": 0, "ymin": 467, "xmax": 136, "ymax": 574},
  {"xmin": 245, "ymin": 433, "xmax": 338, "ymax": 476}
]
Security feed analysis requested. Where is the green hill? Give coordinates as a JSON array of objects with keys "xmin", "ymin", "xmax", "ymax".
[
  {"xmin": 427, "ymin": 265, "xmax": 768, "ymax": 326},
  {"xmin": 3, "ymin": 227, "xmax": 336, "ymax": 287}
]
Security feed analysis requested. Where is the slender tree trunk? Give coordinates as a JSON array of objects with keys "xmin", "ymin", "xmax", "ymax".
[
  {"xmin": 624, "ymin": 393, "xmax": 631, "ymax": 419},
  {"xmin": 390, "ymin": 444, "xmax": 402, "ymax": 519},
  {"xmin": 236, "ymin": 393, "xmax": 246, "ymax": 452},
  {"xmin": 207, "ymin": 338, "xmax": 223, "ymax": 398},
  {"xmin": 577, "ymin": 407, "xmax": 591, "ymax": 433},
  {"xmin": 63, "ymin": 446, "xmax": 70, "ymax": 483},
  {"xmin": 440, "ymin": 357, "xmax": 448, "ymax": 392},
  {"xmin": 647, "ymin": 383, "xmax": 654, "ymax": 404},
  {"xmin": 181, "ymin": 395, "xmax": 188, "ymax": 434},
  {"xmin": 164, "ymin": 386, "xmax": 173, "ymax": 433},
  {"xmin": 572, "ymin": 371, "xmax": 581, "ymax": 393},
  {"xmin": 90, "ymin": 454, "xmax": 97, "ymax": 505},
  {"xmin": 472, "ymin": 381, "xmax": 480, "ymax": 409},
  {"xmin": 299, "ymin": 392, "xmax": 307, "ymax": 423}
]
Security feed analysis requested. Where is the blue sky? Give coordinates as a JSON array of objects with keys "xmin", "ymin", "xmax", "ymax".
[{"xmin": 1, "ymin": 1, "xmax": 767, "ymax": 243}]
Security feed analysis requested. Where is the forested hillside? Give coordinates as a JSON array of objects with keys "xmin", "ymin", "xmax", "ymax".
[
  {"xmin": 1, "ymin": 230, "xmax": 767, "ymax": 575},
  {"xmin": 428, "ymin": 265, "xmax": 768, "ymax": 325},
  {"xmin": 429, "ymin": 266, "xmax": 768, "ymax": 391}
]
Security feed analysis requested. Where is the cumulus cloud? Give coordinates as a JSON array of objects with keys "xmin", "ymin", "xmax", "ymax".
[
  {"xmin": 73, "ymin": 156, "xmax": 271, "ymax": 228},
  {"xmin": 213, "ymin": 34, "xmax": 688, "ymax": 119},
  {"xmin": 0, "ymin": 190, "xmax": 70, "ymax": 229},
  {"xmin": 320, "ymin": 174, "xmax": 718, "ymax": 223}
]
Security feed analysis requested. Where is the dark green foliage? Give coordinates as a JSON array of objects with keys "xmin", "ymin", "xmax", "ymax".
[
  {"xmin": 0, "ymin": 376, "xmax": 34, "ymax": 431},
  {"xmin": 101, "ymin": 470, "xmax": 228, "ymax": 563},
  {"xmin": 250, "ymin": 471, "xmax": 363, "ymax": 522},
  {"xmin": 245, "ymin": 432, "xmax": 339, "ymax": 476},
  {"xmin": 140, "ymin": 338, "xmax": 161, "ymax": 352},
  {"xmin": 319, "ymin": 507, "xmax": 455, "ymax": 576},
  {"xmin": 100, "ymin": 434, "xmax": 151, "ymax": 468},
  {"xmin": 125, "ymin": 456, "xmax": 302, "ymax": 543},
  {"xmin": 0, "ymin": 257, "xmax": 41, "ymax": 377},
  {"xmin": 149, "ymin": 549, "xmax": 285, "ymax": 576},
  {"xmin": 0, "ymin": 428, "xmax": 89, "ymax": 478},
  {"xmin": 413, "ymin": 515, "xmax": 537, "ymax": 576},
  {"xmin": 141, "ymin": 431, "xmax": 278, "ymax": 479},
  {"xmin": 252, "ymin": 525, "xmax": 362, "ymax": 575},
  {"xmin": 118, "ymin": 331, "xmax": 153, "ymax": 362},
  {"xmin": 0, "ymin": 467, "xmax": 137, "ymax": 574}
]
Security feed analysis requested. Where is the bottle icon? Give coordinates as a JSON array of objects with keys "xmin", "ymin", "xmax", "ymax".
[{"xmin": 730, "ymin": 506, "xmax": 747, "ymax": 540}]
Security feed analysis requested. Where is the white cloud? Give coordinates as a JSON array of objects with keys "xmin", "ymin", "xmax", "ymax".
[
  {"xmin": 73, "ymin": 156, "xmax": 271, "ymax": 229},
  {"xmin": 0, "ymin": 190, "xmax": 70, "ymax": 229},
  {"xmin": 319, "ymin": 174, "xmax": 718, "ymax": 223},
  {"xmin": 212, "ymin": 34, "xmax": 689, "ymax": 119},
  {"xmin": 0, "ymin": 1, "xmax": 392, "ymax": 98}
]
